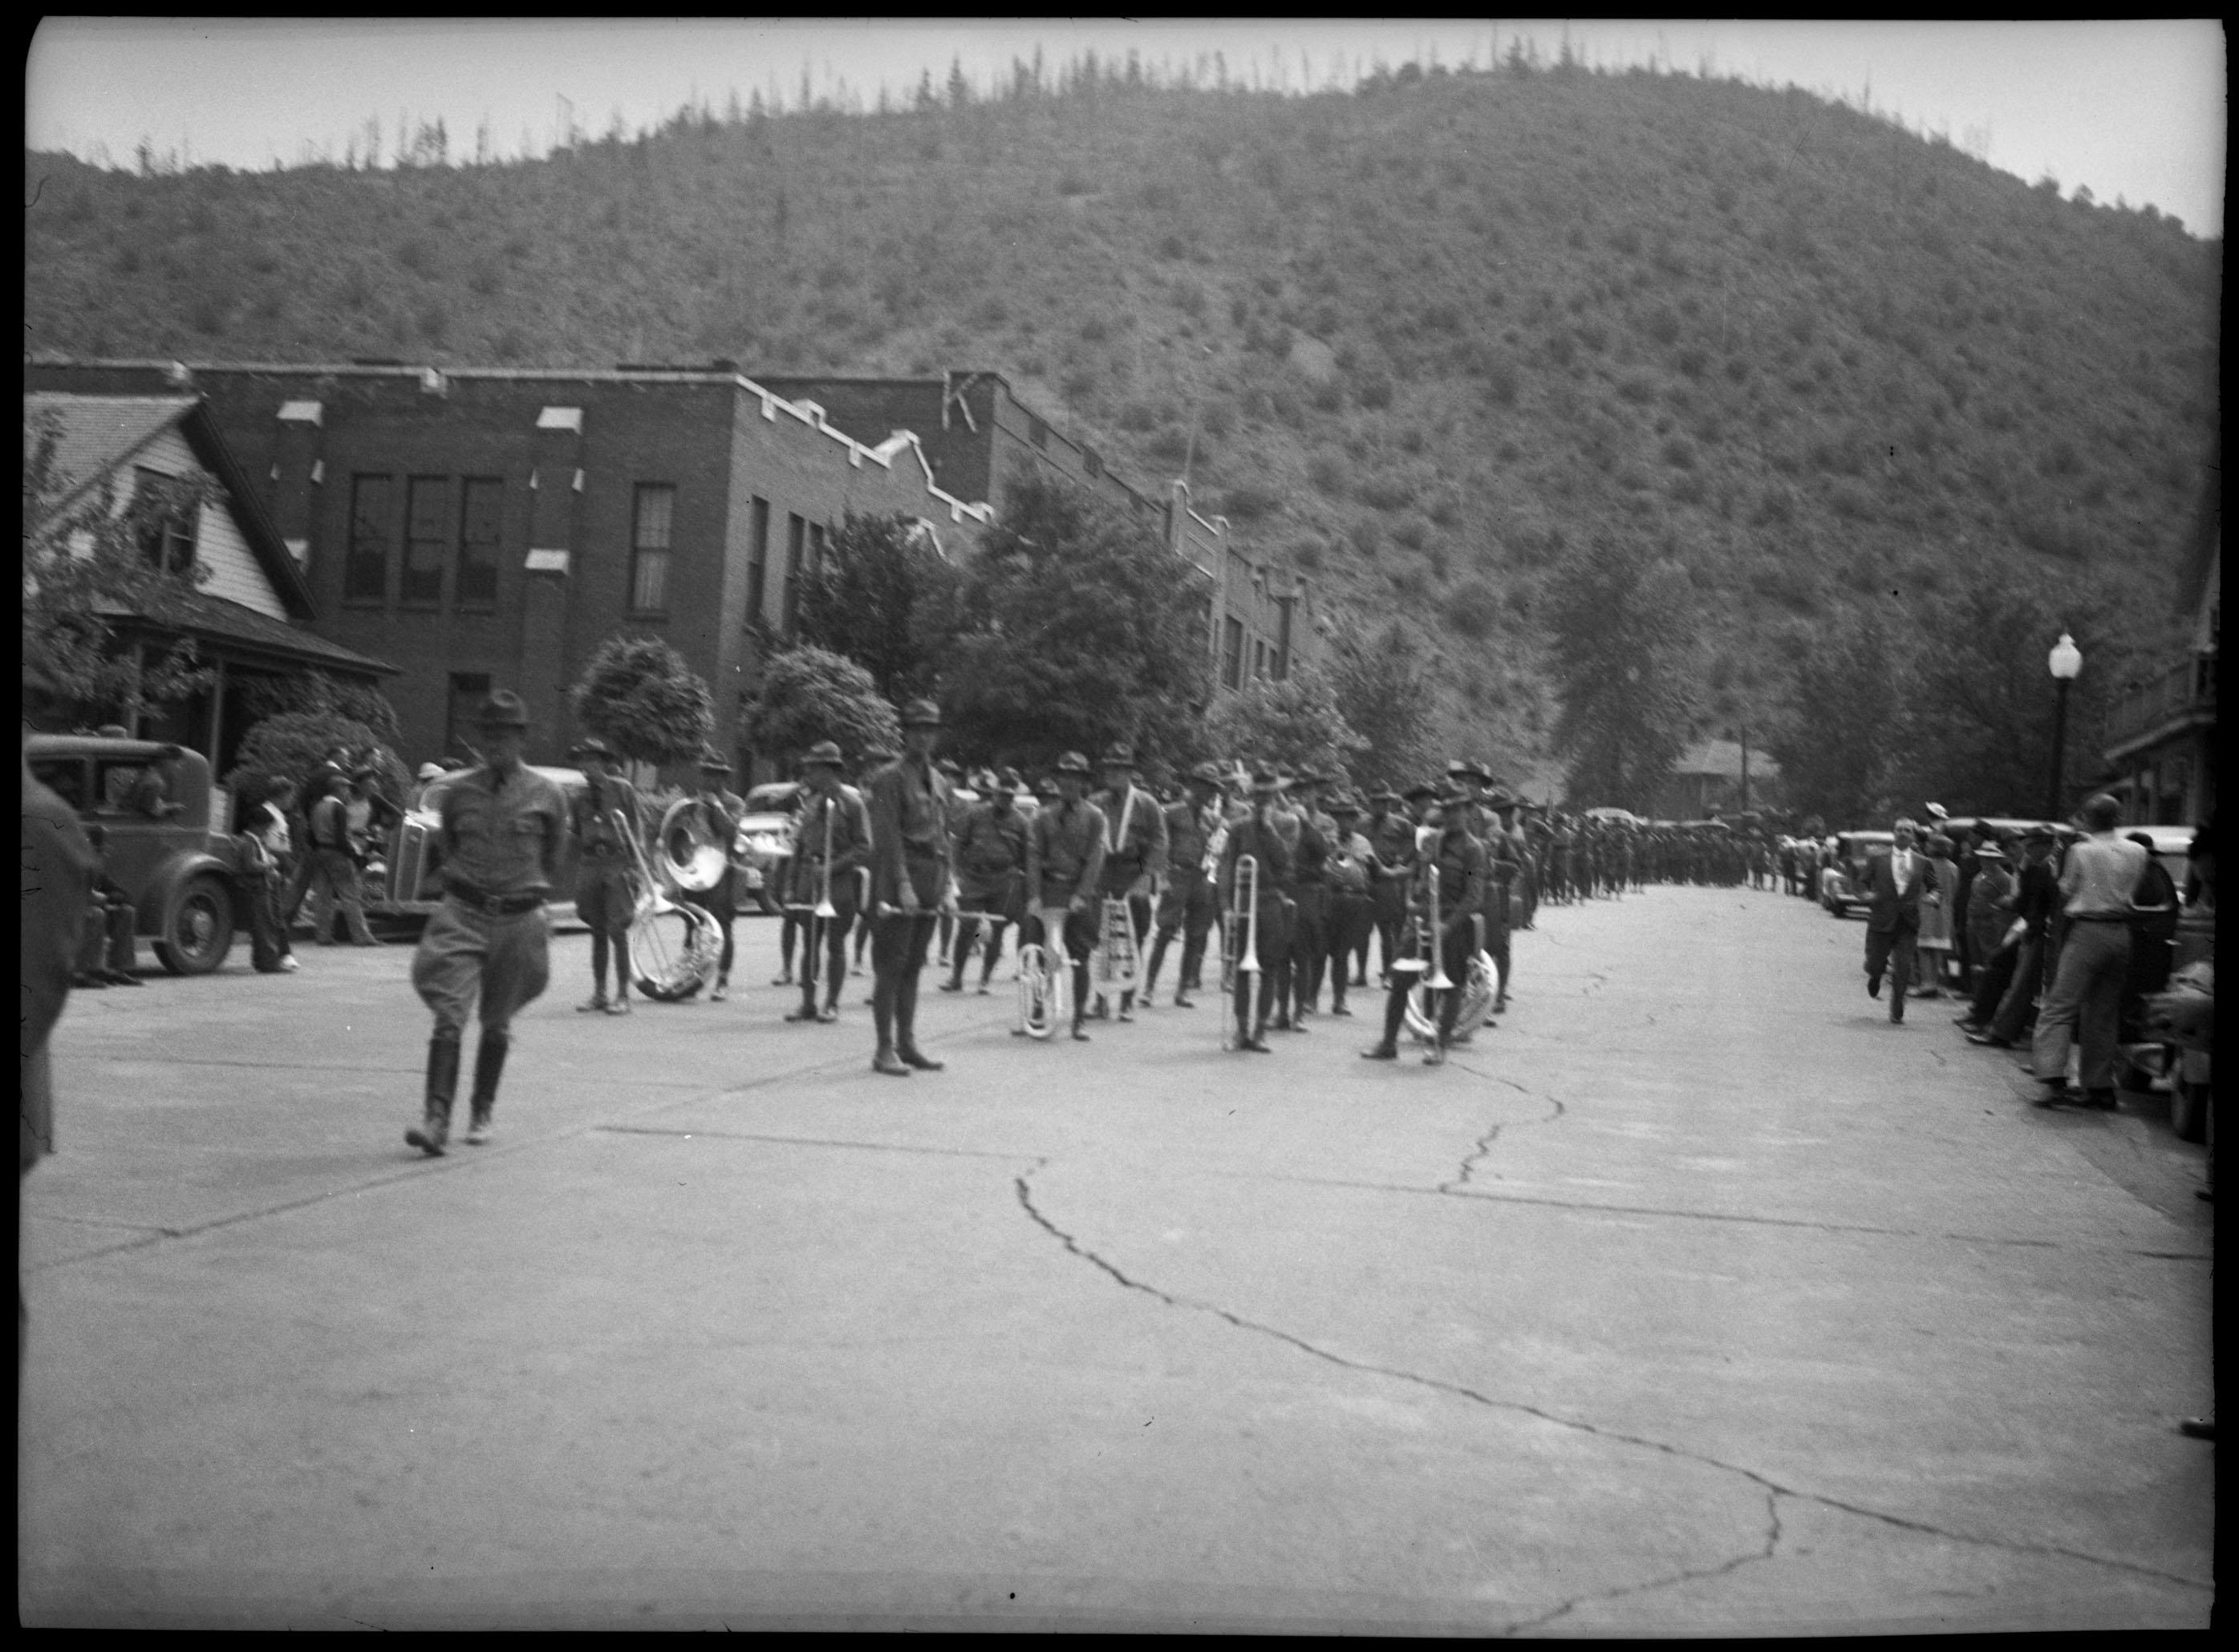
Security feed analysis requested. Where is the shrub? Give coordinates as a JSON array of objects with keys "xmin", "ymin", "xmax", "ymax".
[
  {"xmin": 1391, "ymin": 513, "xmax": 1430, "ymax": 550},
  {"xmin": 1445, "ymin": 577, "xmax": 1500, "ymax": 639},
  {"xmin": 1308, "ymin": 451, "xmax": 1349, "ymax": 496},
  {"xmin": 1222, "ymin": 485, "xmax": 1280, "ymax": 522},
  {"xmin": 1056, "ymin": 168, "xmax": 1092, "ymax": 196},
  {"xmin": 1641, "ymin": 306, "xmax": 1682, "ymax": 346},
  {"xmin": 1349, "ymin": 518, "xmax": 1384, "ymax": 558},
  {"xmin": 1576, "ymin": 321, "xmax": 1608, "ymax": 354},
  {"xmin": 1079, "ymin": 313, "xmax": 1110, "ymax": 343},
  {"xmin": 1661, "ymin": 436, "xmax": 1696, "ymax": 469},
  {"xmin": 1357, "ymin": 371, "xmax": 1395, "ymax": 411}
]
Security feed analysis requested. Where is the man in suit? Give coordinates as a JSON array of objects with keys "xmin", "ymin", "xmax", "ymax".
[{"xmin": 1864, "ymin": 818, "xmax": 1926, "ymax": 1025}]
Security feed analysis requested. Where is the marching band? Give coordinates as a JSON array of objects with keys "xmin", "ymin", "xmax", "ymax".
[{"xmin": 554, "ymin": 722, "xmax": 1581, "ymax": 1071}]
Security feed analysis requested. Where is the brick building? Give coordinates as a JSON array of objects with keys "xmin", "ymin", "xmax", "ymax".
[
  {"xmin": 757, "ymin": 370, "xmax": 1323, "ymax": 688},
  {"xmin": 28, "ymin": 359, "xmax": 992, "ymax": 776}
]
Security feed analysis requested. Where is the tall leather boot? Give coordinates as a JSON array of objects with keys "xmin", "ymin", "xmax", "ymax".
[
  {"xmin": 464, "ymin": 1030, "xmax": 509, "ymax": 1144},
  {"xmin": 898, "ymin": 971, "xmax": 943, "ymax": 1070},
  {"xmin": 406, "ymin": 1033, "xmax": 460, "ymax": 1156}
]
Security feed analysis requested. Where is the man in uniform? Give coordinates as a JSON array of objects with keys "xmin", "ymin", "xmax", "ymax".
[
  {"xmin": 1484, "ymin": 788, "xmax": 1527, "ymax": 1014},
  {"xmin": 679, "ymin": 750, "xmax": 744, "ymax": 1000},
  {"xmin": 849, "ymin": 745, "xmax": 895, "ymax": 980},
  {"xmin": 1323, "ymin": 793, "xmax": 1375, "ymax": 1018},
  {"xmin": 783, "ymin": 741, "xmax": 871, "ymax": 1025},
  {"xmin": 1217, "ymin": 769, "xmax": 1297, "ymax": 1053},
  {"xmin": 945, "ymin": 768, "xmax": 1028, "ymax": 996},
  {"xmin": 1366, "ymin": 785, "xmax": 1418, "ymax": 984},
  {"xmin": 1025, "ymin": 752, "xmax": 1108, "ymax": 1042},
  {"xmin": 408, "ymin": 691, "xmax": 566, "ymax": 1155},
  {"xmin": 1362, "ymin": 782, "xmax": 1487, "ymax": 1065},
  {"xmin": 865, "ymin": 700, "xmax": 957, "ymax": 1076},
  {"xmin": 1089, "ymin": 742, "xmax": 1168, "ymax": 1021},
  {"xmin": 567, "ymin": 735, "xmax": 644, "ymax": 1015},
  {"xmin": 1143, "ymin": 760, "xmax": 1227, "ymax": 1009}
]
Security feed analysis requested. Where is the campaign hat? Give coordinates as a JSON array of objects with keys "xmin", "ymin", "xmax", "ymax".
[
  {"xmin": 1188, "ymin": 760, "xmax": 1227, "ymax": 787},
  {"xmin": 1249, "ymin": 768, "xmax": 1284, "ymax": 794},
  {"xmin": 1402, "ymin": 779, "xmax": 1442, "ymax": 802},
  {"xmin": 802, "ymin": 740, "xmax": 846, "ymax": 769},
  {"xmin": 696, "ymin": 748, "xmax": 732, "ymax": 774},
  {"xmin": 569, "ymin": 735, "xmax": 614, "ymax": 761},
  {"xmin": 899, "ymin": 698, "xmax": 943, "ymax": 728},
  {"xmin": 475, "ymin": 689, "xmax": 530, "ymax": 729},
  {"xmin": 1098, "ymin": 741, "xmax": 1138, "ymax": 770},
  {"xmin": 1326, "ymin": 792, "xmax": 1362, "ymax": 815},
  {"xmin": 416, "ymin": 761, "xmax": 446, "ymax": 781},
  {"xmin": 1053, "ymin": 750, "xmax": 1093, "ymax": 776}
]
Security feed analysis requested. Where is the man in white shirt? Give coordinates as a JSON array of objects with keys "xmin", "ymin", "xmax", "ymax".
[{"xmin": 2031, "ymin": 794, "xmax": 2150, "ymax": 1108}]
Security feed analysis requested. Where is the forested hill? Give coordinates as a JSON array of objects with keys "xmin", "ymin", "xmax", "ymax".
[{"xmin": 23, "ymin": 58, "xmax": 2221, "ymax": 787}]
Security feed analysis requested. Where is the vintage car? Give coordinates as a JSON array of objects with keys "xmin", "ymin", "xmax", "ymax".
[
  {"xmin": 732, "ymin": 781, "xmax": 805, "ymax": 915},
  {"xmin": 365, "ymin": 765, "xmax": 590, "ymax": 928},
  {"xmin": 26, "ymin": 733, "xmax": 247, "ymax": 974},
  {"xmin": 1819, "ymin": 830, "xmax": 1896, "ymax": 918}
]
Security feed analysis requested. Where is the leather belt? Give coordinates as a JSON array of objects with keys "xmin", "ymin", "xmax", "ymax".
[{"xmin": 445, "ymin": 881, "xmax": 546, "ymax": 916}]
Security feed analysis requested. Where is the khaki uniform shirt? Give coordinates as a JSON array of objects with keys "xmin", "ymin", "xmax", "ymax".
[{"xmin": 437, "ymin": 762, "xmax": 567, "ymax": 898}]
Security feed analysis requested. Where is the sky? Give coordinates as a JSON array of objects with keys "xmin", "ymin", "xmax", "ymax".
[{"xmin": 24, "ymin": 18, "xmax": 2229, "ymax": 237}]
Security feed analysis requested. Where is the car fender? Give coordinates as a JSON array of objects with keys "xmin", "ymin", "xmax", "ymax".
[{"xmin": 136, "ymin": 846, "xmax": 246, "ymax": 935}]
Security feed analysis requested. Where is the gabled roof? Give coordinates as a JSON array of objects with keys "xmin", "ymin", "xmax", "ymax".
[
  {"xmin": 93, "ymin": 589, "xmax": 398, "ymax": 679},
  {"xmin": 24, "ymin": 392, "xmax": 198, "ymax": 514},
  {"xmin": 24, "ymin": 391, "xmax": 318, "ymax": 622}
]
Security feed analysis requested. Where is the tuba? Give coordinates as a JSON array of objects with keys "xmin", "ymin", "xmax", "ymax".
[
  {"xmin": 621, "ymin": 806, "xmax": 723, "ymax": 1001},
  {"xmin": 657, "ymin": 795, "xmax": 730, "ymax": 895},
  {"xmin": 1013, "ymin": 915, "xmax": 1069, "ymax": 1040}
]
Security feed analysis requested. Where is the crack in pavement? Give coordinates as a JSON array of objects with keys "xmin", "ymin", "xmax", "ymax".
[
  {"xmin": 1011, "ymin": 1168, "xmax": 2212, "ymax": 1598},
  {"xmin": 1503, "ymin": 1487, "xmax": 1786, "ymax": 1634},
  {"xmin": 1437, "ymin": 1075, "xmax": 1567, "ymax": 1195}
]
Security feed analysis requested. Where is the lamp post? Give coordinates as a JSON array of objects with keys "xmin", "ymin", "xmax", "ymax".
[{"xmin": 2046, "ymin": 631, "xmax": 2082, "ymax": 821}]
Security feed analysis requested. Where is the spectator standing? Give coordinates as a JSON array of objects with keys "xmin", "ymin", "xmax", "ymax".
[
  {"xmin": 1957, "ymin": 840, "xmax": 2017, "ymax": 1017},
  {"xmin": 2119, "ymin": 830, "xmax": 2180, "ymax": 1036},
  {"xmin": 1912, "ymin": 833, "xmax": 1959, "ymax": 997},
  {"xmin": 2029, "ymin": 794, "xmax": 2149, "ymax": 1109},
  {"xmin": 71, "ymin": 825, "xmax": 144, "ymax": 988},
  {"xmin": 237, "ymin": 780, "xmax": 300, "ymax": 974},
  {"xmin": 1969, "ymin": 830, "xmax": 2060, "ymax": 1049},
  {"xmin": 304, "ymin": 772, "xmax": 379, "ymax": 946}
]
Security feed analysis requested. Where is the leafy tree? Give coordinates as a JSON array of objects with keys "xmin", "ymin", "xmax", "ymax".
[
  {"xmin": 1544, "ymin": 533, "xmax": 1696, "ymax": 809},
  {"xmin": 1890, "ymin": 563, "xmax": 2130, "ymax": 818},
  {"xmin": 942, "ymin": 470, "xmax": 1211, "ymax": 771},
  {"xmin": 744, "ymin": 644, "xmax": 902, "ymax": 766},
  {"xmin": 1763, "ymin": 605, "xmax": 1904, "ymax": 826},
  {"xmin": 22, "ymin": 409, "xmax": 217, "ymax": 725},
  {"xmin": 793, "ymin": 510, "xmax": 963, "ymax": 701},
  {"xmin": 1325, "ymin": 618, "xmax": 1442, "ymax": 795},
  {"xmin": 1201, "ymin": 667, "xmax": 1365, "ymax": 781},
  {"xmin": 569, "ymin": 634, "xmax": 716, "ymax": 766},
  {"xmin": 225, "ymin": 710, "xmax": 408, "ymax": 815},
  {"xmin": 236, "ymin": 667, "xmax": 404, "ymax": 753}
]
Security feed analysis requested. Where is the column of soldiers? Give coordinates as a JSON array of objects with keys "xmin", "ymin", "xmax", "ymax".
[{"xmin": 402, "ymin": 696, "xmax": 1685, "ymax": 1152}]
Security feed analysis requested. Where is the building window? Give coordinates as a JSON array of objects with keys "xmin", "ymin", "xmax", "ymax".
[
  {"xmin": 131, "ymin": 467, "xmax": 197, "ymax": 574},
  {"xmin": 1029, "ymin": 415, "xmax": 1050, "ymax": 450},
  {"xmin": 1253, "ymin": 639, "xmax": 1267, "ymax": 679},
  {"xmin": 1223, "ymin": 617, "xmax": 1244, "ymax": 690},
  {"xmin": 745, "ymin": 496, "xmax": 770, "ymax": 629},
  {"xmin": 402, "ymin": 476, "xmax": 448, "ymax": 605},
  {"xmin": 630, "ymin": 483, "xmax": 675, "ymax": 613},
  {"xmin": 808, "ymin": 521, "xmax": 828, "ymax": 582},
  {"xmin": 457, "ymin": 477, "xmax": 502, "ymax": 608},
  {"xmin": 346, "ymin": 475, "xmax": 394, "ymax": 603},
  {"xmin": 783, "ymin": 512, "xmax": 806, "ymax": 631},
  {"xmin": 444, "ymin": 672, "xmax": 492, "ymax": 765}
]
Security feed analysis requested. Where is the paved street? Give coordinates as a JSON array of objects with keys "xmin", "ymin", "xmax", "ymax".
[{"xmin": 20, "ymin": 884, "xmax": 2213, "ymax": 1631}]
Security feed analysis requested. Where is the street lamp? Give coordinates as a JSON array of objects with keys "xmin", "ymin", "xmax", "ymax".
[{"xmin": 2046, "ymin": 631, "xmax": 2083, "ymax": 821}]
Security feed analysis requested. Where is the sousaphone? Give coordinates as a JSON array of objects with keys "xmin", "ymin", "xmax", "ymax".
[{"xmin": 656, "ymin": 795, "xmax": 731, "ymax": 895}]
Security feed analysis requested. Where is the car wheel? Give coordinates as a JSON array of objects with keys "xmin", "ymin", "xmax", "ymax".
[{"xmin": 154, "ymin": 875, "xmax": 237, "ymax": 975}]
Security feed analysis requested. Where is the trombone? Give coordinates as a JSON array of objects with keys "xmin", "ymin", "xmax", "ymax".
[{"xmin": 1219, "ymin": 854, "xmax": 1259, "ymax": 1051}]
